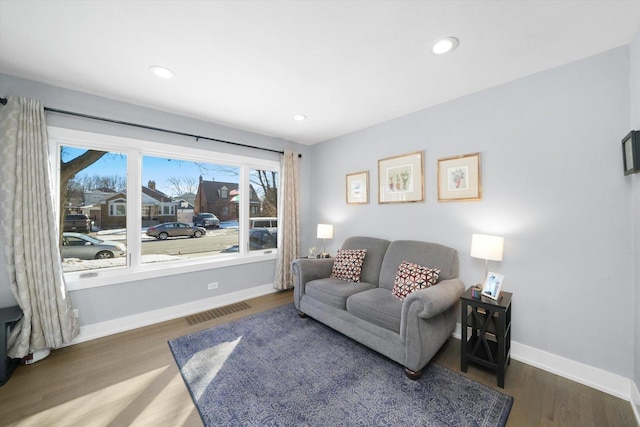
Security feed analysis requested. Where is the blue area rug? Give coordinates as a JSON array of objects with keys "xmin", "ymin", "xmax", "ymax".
[{"xmin": 168, "ymin": 303, "xmax": 513, "ymax": 426}]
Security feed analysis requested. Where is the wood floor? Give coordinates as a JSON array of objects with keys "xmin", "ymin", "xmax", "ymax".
[{"xmin": 0, "ymin": 290, "xmax": 636, "ymax": 427}]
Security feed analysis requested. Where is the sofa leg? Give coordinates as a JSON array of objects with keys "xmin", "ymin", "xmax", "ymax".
[
  {"xmin": 404, "ymin": 367, "xmax": 423, "ymax": 380},
  {"xmin": 297, "ymin": 311, "xmax": 308, "ymax": 318}
]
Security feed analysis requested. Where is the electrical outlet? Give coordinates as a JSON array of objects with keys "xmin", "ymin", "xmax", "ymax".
[
  {"xmin": 72, "ymin": 309, "xmax": 79, "ymax": 318},
  {"xmin": 207, "ymin": 282, "xmax": 219, "ymax": 290}
]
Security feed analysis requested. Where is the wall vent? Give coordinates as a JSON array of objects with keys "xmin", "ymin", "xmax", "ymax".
[{"xmin": 185, "ymin": 301, "xmax": 251, "ymax": 326}]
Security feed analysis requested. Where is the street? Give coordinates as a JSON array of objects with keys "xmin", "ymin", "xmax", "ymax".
[{"xmin": 141, "ymin": 228, "xmax": 239, "ymax": 256}]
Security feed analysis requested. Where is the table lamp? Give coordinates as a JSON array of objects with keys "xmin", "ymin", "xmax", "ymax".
[
  {"xmin": 470, "ymin": 233, "xmax": 504, "ymax": 282},
  {"xmin": 317, "ymin": 224, "xmax": 334, "ymax": 258}
]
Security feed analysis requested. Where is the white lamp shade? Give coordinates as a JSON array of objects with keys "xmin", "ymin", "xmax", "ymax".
[
  {"xmin": 317, "ymin": 224, "xmax": 334, "ymax": 239},
  {"xmin": 470, "ymin": 234, "xmax": 504, "ymax": 261}
]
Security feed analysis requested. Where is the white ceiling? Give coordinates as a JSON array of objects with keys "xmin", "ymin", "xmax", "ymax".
[{"xmin": 1, "ymin": 1, "xmax": 639, "ymax": 145}]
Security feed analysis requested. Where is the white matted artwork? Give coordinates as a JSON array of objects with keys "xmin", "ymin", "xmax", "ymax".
[
  {"xmin": 378, "ymin": 151, "xmax": 424, "ymax": 203},
  {"xmin": 346, "ymin": 171, "xmax": 369, "ymax": 204},
  {"xmin": 437, "ymin": 152, "xmax": 481, "ymax": 202}
]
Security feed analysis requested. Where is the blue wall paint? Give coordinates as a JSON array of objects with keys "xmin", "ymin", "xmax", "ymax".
[
  {"xmin": 0, "ymin": 45, "xmax": 636, "ymax": 379},
  {"xmin": 308, "ymin": 47, "xmax": 634, "ymax": 378}
]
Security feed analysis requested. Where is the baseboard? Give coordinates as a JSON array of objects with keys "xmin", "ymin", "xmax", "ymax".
[
  {"xmin": 631, "ymin": 381, "xmax": 640, "ymax": 426},
  {"xmin": 452, "ymin": 323, "xmax": 632, "ymax": 401},
  {"xmin": 68, "ymin": 283, "xmax": 277, "ymax": 345}
]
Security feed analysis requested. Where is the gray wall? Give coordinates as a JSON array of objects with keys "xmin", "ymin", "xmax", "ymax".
[
  {"xmin": 0, "ymin": 43, "xmax": 636, "ymax": 381},
  {"xmin": 0, "ymin": 74, "xmax": 312, "ymax": 325},
  {"xmin": 631, "ymin": 30, "xmax": 640, "ymax": 393},
  {"xmin": 308, "ymin": 47, "xmax": 634, "ymax": 378}
]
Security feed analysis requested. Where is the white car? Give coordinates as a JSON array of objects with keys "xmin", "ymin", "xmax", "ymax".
[{"xmin": 62, "ymin": 232, "xmax": 127, "ymax": 259}]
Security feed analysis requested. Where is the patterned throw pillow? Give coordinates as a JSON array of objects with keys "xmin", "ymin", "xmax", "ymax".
[
  {"xmin": 392, "ymin": 260, "xmax": 440, "ymax": 300},
  {"xmin": 330, "ymin": 249, "xmax": 367, "ymax": 282}
]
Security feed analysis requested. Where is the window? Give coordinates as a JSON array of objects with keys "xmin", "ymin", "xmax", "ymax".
[
  {"xmin": 140, "ymin": 154, "xmax": 241, "ymax": 266},
  {"xmin": 109, "ymin": 199, "xmax": 127, "ymax": 216},
  {"xmin": 248, "ymin": 168, "xmax": 278, "ymax": 252},
  {"xmin": 161, "ymin": 205, "xmax": 175, "ymax": 216},
  {"xmin": 50, "ymin": 127, "xmax": 280, "ymax": 289}
]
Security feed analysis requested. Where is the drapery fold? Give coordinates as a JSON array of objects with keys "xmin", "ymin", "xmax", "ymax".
[
  {"xmin": 274, "ymin": 149, "xmax": 300, "ymax": 290},
  {"xmin": 0, "ymin": 96, "xmax": 79, "ymax": 358}
]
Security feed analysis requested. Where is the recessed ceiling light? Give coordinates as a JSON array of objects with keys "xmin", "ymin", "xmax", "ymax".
[
  {"xmin": 149, "ymin": 66, "xmax": 175, "ymax": 79},
  {"xmin": 293, "ymin": 114, "xmax": 307, "ymax": 121},
  {"xmin": 432, "ymin": 37, "xmax": 459, "ymax": 55}
]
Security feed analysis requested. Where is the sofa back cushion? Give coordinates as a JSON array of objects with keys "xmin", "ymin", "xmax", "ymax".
[
  {"xmin": 340, "ymin": 236, "xmax": 391, "ymax": 286},
  {"xmin": 378, "ymin": 240, "xmax": 459, "ymax": 290}
]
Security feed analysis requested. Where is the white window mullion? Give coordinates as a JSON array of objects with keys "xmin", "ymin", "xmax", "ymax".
[
  {"xmin": 127, "ymin": 150, "xmax": 142, "ymax": 268},
  {"xmin": 238, "ymin": 165, "xmax": 250, "ymax": 254}
]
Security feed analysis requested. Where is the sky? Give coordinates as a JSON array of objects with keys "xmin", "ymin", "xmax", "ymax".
[{"xmin": 62, "ymin": 146, "xmax": 240, "ymax": 196}]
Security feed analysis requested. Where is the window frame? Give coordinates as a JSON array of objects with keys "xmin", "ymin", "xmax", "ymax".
[
  {"xmin": 49, "ymin": 127, "xmax": 280, "ymax": 291},
  {"xmin": 109, "ymin": 199, "xmax": 127, "ymax": 216}
]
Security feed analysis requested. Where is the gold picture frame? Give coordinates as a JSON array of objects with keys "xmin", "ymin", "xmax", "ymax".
[
  {"xmin": 378, "ymin": 151, "xmax": 424, "ymax": 204},
  {"xmin": 346, "ymin": 170, "xmax": 369, "ymax": 204},
  {"xmin": 437, "ymin": 153, "xmax": 481, "ymax": 202}
]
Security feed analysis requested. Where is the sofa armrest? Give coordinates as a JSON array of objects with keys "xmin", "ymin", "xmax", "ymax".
[
  {"xmin": 400, "ymin": 278, "xmax": 465, "ymax": 371},
  {"xmin": 402, "ymin": 278, "xmax": 465, "ymax": 320},
  {"xmin": 292, "ymin": 258, "xmax": 335, "ymax": 309}
]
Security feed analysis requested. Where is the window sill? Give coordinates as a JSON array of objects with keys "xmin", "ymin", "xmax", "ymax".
[{"xmin": 65, "ymin": 252, "xmax": 277, "ymax": 291}]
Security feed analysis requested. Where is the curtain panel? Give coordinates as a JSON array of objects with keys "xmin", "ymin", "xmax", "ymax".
[
  {"xmin": 0, "ymin": 96, "xmax": 79, "ymax": 358},
  {"xmin": 274, "ymin": 149, "xmax": 300, "ymax": 290}
]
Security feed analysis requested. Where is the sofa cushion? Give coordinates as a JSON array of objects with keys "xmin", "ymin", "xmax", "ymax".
[
  {"xmin": 346, "ymin": 288, "xmax": 402, "ymax": 333},
  {"xmin": 379, "ymin": 240, "xmax": 459, "ymax": 290},
  {"xmin": 392, "ymin": 261, "xmax": 440, "ymax": 301},
  {"xmin": 340, "ymin": 237, "xmax": 391, "ymax": 286},
  {"xmin": 306, "ymin": 278, "xmax": 376, "ymax": 310},
  {"xmin": 330, "ymin": 249, "xmax": 367, "ymax": 282}
]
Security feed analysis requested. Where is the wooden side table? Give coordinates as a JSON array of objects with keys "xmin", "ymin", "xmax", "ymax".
[
  {"xmin": 460, "ymin": 287, "xmax": 512, "ymax": 388},
  {"xmin": 1, "ymin": 306, "xmax": 23, "ymax": 386}
]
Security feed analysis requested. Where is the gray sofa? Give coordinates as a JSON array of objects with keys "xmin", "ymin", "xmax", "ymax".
[{"xmin": 292, "ymin": 236, "xmax": 465, "ymax": 379}]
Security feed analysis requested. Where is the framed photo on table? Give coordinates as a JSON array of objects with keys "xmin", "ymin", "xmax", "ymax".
[
  {"xmin": 378, "ymin": 151, "xmax": 424, "ymax": 204},
  {"xmin": 481, "ymin": 272, "xmax": 504, "ymax": 300},
  {"xmin": 437, "ymin": 153, "xmax": 481, "ymax": 202},
  {"xmin": 346, "ymin": 171, "xmax": 369, "ymax": 204}
]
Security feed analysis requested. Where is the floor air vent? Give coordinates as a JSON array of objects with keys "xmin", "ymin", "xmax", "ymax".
[{"xmin": 185, "ymin": 301, "xmax": 251, "ymax": 326}]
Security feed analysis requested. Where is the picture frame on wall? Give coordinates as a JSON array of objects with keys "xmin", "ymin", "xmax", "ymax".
[
  {"xmin": 437, "ymin": 152, "xmax": 481, "ymax": 202},
  {"xmin": 481, "ymin": 272, "xmax": 504, "ymax": 301},
  {"xmin": 378, "ymin": 151, "xmax": 424, "ymax": 204},
  {"xmin": 622, "ymin": 130, "xmax": 640, "ymax": 175},
  {"xmin": 346, "ymin": 171, "xmax": 369, "ymax": 204}
]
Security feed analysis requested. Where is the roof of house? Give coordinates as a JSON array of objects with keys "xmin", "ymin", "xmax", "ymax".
[
  {"xmin": 105, "ymin": 187, "xmax": 176, "ymax": 204},
  {"xmin": 142, "ymin": 186, "xmax": 173, "ymax": 203},
  {"xmin": 198, "ymin": 180, "xmax": 260, "ymax": 203}
]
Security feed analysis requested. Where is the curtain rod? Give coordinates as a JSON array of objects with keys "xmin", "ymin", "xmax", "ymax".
[{"xmin": 0, "ymin": 97, "xmax": 300, "ymax": 158}]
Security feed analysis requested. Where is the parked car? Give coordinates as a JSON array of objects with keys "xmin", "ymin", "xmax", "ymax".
[
  {"xmin": 146, "ymin": 222, "xmax": 207, "ymax": 240},
  {"xmin": 63, "ymin": 214, "xmax": 91, "ymax": 233},
  {"xmin": 249, "ymin": 217, "xmax": 278, "ymax": 228},
  {"xmin": 249, "ymin": 227, "xmax": 277, "ymax": 250},
  {"xmin": 192, "ymin": 213, "xmax": 220, "ymax": 228},
  {"xmin": 61, "ymin": 232, "xmax": 126, "ymax": 259},
  {"xmin": 220, "ymin": 228, "xmax": 278, "ymax": 253}
]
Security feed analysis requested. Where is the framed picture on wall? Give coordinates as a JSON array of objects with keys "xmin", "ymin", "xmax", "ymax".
[
  {"xmin": 437, "ymin": 152, "xmax": 481, "ymax": 202},
  {"xmin": 622, "ymin": 131, "xmax": 640, "ymax": 175},
  {"xmin": 346, "ymin": 171, "xmax": 369, "ymax": 204},
  {"xmin": 378, "ymin": 151, "xmax": 424, "ymax": 204}
]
